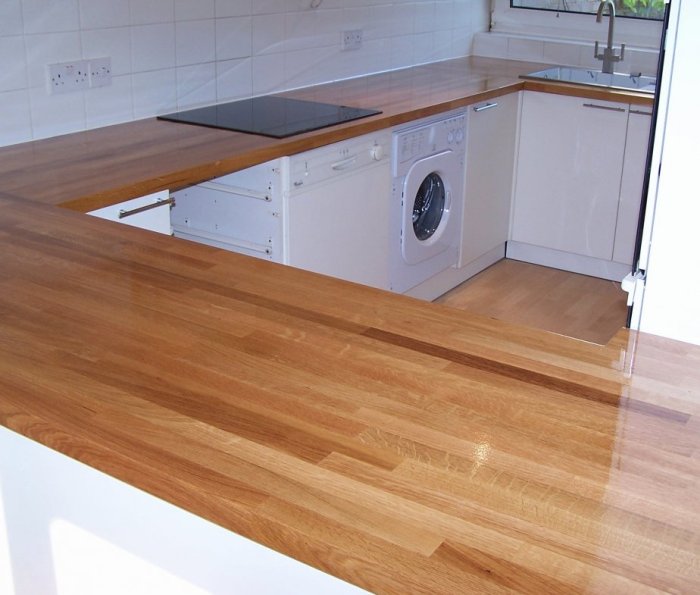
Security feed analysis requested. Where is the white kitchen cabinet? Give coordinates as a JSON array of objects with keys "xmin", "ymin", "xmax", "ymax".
[
  {"xmin": 460, "ymin": 92, "xmax": 520, "ymax": 267},
  {"xmin": 285, "ymin": 132, "xmax": 392, "ymax": 290},
  {"xmin": 613, "ymin": 108, "xmax": 652, "ymax": 265},
  {"xmin": 509, "ymin": 91, "xmax": 650, "ymax": 280},
  {"xmin": 88, "ymin": 189, "xmax": 172, "ymax": 235}
]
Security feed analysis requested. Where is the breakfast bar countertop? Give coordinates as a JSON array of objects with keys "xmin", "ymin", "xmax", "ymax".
[{"xmin": 0, "ymin": 57, "xmax": 694, "ymax": 594}]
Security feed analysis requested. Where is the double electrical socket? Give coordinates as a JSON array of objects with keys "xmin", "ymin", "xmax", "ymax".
[
  {"xmin": 46, "ymin": 57, "xmax": 112, "ymax": 95},
  {"xmin": 341, "ymin": 29, "xmax": 363, "ymax": 51}
]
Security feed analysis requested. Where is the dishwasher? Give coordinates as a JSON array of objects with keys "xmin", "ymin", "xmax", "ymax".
[
  {"xmin": 170, "ymin": 131, "xmax": 392, "ymax": 289},
  {"xmin": 285, "ymin": 130, "xmax": 392, "ymax": 290}
]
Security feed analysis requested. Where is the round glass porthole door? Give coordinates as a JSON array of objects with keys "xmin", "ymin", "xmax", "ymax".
[{"xmin": 412, "ymin": 172, "xmax": 445, "ymax": 241}]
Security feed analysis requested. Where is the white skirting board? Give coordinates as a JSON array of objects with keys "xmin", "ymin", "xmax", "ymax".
[
  {"xmin": 506, "ymin": 241, "xmax": 631, "ymax": 282},
  {"xmin": 404, "ymin": 244, "xmax": 506, "ymax": 301}
]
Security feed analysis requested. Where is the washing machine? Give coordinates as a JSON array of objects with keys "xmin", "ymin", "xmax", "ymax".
[{"xmin": 390, "ymin": 110, "xmax": 467, "ymax": 296}]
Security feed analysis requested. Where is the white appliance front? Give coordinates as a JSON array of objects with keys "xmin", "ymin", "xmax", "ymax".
[{"xmin": 390, "ymin": 111, "xmax": 466, "ymax": 296}]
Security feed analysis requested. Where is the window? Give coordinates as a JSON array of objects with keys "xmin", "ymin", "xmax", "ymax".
[{"xmin": 511, "ymin": 1, "xmax": 665, "ymax": 21}]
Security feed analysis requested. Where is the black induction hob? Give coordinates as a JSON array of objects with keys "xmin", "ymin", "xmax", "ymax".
[{"xmin": 157, "ymin": 96, "xmax": 381, "ymax": 139}]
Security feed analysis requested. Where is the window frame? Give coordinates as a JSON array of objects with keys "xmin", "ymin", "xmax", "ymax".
[{"xmin": 490, "ymin": 0, "xmax": 665, "ymax": 48}]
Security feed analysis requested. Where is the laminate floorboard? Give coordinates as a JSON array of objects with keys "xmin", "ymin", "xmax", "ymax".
[{"xmin": 436, "ymin": 259, "xmax": 628, "ymax": 345}]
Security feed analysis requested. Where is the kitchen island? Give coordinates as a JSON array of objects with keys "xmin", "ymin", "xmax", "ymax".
[{"xmin": 1, "ymin": 57, "xmax": 696, "ymax": 593}]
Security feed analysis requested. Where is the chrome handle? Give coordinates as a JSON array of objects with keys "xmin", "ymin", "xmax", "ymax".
[
  {"xmin": 331, "ymin": 156, "xmax": 358, "ymax": 171},
  {"xmin": 198, "ymin": 181, "xmax": 271, "ymax": 201},
  {"xmin": 629, "ymin": 109, "xmax": 653, "ymax": 116},
  {"xmin": 473, "ymin": 102, "xmax": 499, "ymax": 113},
  {"xmin": 119, "ymin": 197, "xmax": 174, "ymax": 219},
  {"xmin": 582, "ymin": 103, "xmax": 626, "ymax": 113}
]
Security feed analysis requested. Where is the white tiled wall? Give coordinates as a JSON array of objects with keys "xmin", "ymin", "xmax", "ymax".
[
  {"xmin": 0, "ymin": 0, "xmax": 490, "ymax": 147},
  {"xmin": 473, "ymin": 32, "xmax": 660, "ymax": 75}
]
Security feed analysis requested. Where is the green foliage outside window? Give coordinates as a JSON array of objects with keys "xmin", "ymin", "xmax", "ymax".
[{"xmin": 511, "ymin": 1, "xmax": 665, "ymax": 20}]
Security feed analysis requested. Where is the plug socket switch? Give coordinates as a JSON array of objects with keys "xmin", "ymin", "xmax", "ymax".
[
  {"xmin": 46, "ymin": 61, "xmax": 89, "ymax": 94},
  {"xmin": 89, "ymin": 57, "xmax": 112, "ymax": 88},
  {"xmin": 341, "ymin": 29, "xmax": 363, "ymax": 51}
]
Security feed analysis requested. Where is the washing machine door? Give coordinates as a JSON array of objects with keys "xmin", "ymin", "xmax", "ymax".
[{"xmin": 401, "ymin": 151, "xmax": 456, "ymax": 265}]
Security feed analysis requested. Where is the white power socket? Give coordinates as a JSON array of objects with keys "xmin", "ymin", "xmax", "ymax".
[
  {"xmin": 341, "ymin": 29, "xmax": 363, "ymax": 51},
  {"xmin": 47, "ymin": 61, "xmax": 89, "ymax": 94},
  {"xmin": 46, "ymin": 57, "xmax": 113, "ymax": 94},
  {"xmin": 89, "ymin": 57, "xmax": 112, "ymax": 88}
]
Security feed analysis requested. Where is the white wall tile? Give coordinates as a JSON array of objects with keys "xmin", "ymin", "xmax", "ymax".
[
  {"xmin": 131, "ymin": 24, "xmax": 176, "ymax": 72},
  {"xmin": 215, "ymin": 0, "xmax": 251, "ymax": 18},
  {"xmin": 132, "ymin": 68, "xmax": 176, "ymax": 118},
  {"xmin": 85, "ymin": 74, "xmax": 133, "ymax": 128},
  {"xmin": 0, "ymin": 37, "xmax": 27, "ymax": 92},
  {"xmin": 252, "ymin": 14, "xmax": 285, "ymax": 56},
  {"xmin": 22, "ymin": 0, "xmax": 80, "ymax": 34},
  {"xmin": 414, "ymin": 3, "xmax": 435, "ymax": 35},
  {"xmin": 0, "ymin": 90, "xmax": 32, "ymax": 145},
  {"xmin": 176, "ymin": 19, "xmax": 216, "ymax": 66},
  {"xmin": 507, "ymin": 37, "xmax": 544, "ymax": 62},
  {"xmin": 174, "ymin": 0, "xmax": 215, "ymax": 21},
  {"xmin": 29, "ymin": 85, "xmax": 86, "ymax": 140},
  {"xmin": 251, "ymin": 0, "xmax": 288, "ymax": 16},
  {"xmin": 1, "ymin": 0, "xmax": 492, "ymax": 147},
  {"xmin": 24, "ymin": 32, "xmax": 82, "ymax": 88},
  {"xmin": 0, "ymin": 1, "xmax": 23, "ymax": 36},
  {"xmin": 216, "ymin": 57, "xmax": 252, "ymax": 101},
  {"xmin": 215, "ymin": 17, "xmax": 252, "ymax": 60},
  {"xmin": 79, "ymin": 0, "xmax": 130, "ymax": 29},
  {"xmin": 81, "ymin": 27, "xmax": 131, "ymax": 76},
  {"xmin": 251, "ymin": 53, "xmax": 287, "ymax": 95},
  {"xmin": 177, "ymin": 62, "xmax": 217, "ymax": 107},
  {"xmin": 130, "ymin": 0, "xmax": 174, "ymax": 25}
]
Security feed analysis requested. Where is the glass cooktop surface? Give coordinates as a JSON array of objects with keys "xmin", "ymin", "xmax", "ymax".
[{"xmin": 158, "ymin": 96, "xmax": 382, "ymax": 138}]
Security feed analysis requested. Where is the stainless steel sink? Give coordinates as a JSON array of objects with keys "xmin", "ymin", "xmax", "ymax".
[{"xmin": 522, "ymin": 66, "xmax": 656, "ymax": 94}]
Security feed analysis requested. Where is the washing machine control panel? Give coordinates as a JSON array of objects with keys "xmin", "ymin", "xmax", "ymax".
[{"xmin": 393, "ymin": 112, "xmax": 466, "ymax": 177}]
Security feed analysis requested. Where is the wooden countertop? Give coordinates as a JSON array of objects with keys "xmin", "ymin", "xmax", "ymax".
[
  {"xmin": 0, "ymin": 56, "xmax": 652, "ymax": 213},
  {"xmin": 1, "ymin": 58, "xmax": 692, "ymax": 594}
]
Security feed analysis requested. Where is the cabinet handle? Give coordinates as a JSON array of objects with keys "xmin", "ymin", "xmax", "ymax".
[
  {"xmin": 199, "ymin": 181, "xmax": 271, "ymax": 202},
  {"xmin": 119, "ymin": 197, "xmax": 174, "ymax": 219},
  {"xmin": 582, "ymin": 103, "xmax": 626, "ymax": 112},
  {"xmin": 629, "ymin": 108, "xmax": 653, "ymax": 116},
  {"xmin": 473, "ymin": 102, "xmax": 499, "ymax": 112},
  {"xmin": 331, "ymin": 155, "xmax": 358, "ymax": 171}
]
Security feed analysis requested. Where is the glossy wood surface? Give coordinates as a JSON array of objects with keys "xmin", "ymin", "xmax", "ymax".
[
  {"xmin": 437, "ymin": 259, "xmax": 628, "ymax": 345},
  {"xmin": 0, "ymin": 57, "xmax": 690, "ymax": 594},
  {"xmin": 0, "ymin": 57, "xmax": 652, "ymax": 213},
  {"xmin": 0, "ymin": 192, "xmax": 698, "ymax": 593}
]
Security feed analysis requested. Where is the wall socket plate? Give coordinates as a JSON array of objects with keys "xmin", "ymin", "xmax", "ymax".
[
  {"xmin": 47, "ymin": 61, "xmax": 89, "ymax": 94},
  {"xmin": 341, "ymin": 29, "xmax": 363, "ymax": 51},
  {"xmin": 89, "ymin": 57, "xmax": 112, "ymax": 88}
]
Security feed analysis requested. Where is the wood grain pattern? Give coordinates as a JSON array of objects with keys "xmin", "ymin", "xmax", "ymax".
[
  {"xmin": 0, "ymin": 57, "xmax": 652, "ymax": 213},
  {"xmin": 0, "ymin": 58, "xmax": 689, "ymax": 594},
  {"xmin": 0, "ymin": 193, "xmax": 698, "ymax": 593},
  {"xmin": 437, "ymin": 259, "xmax": 629, "ymax": 345}
]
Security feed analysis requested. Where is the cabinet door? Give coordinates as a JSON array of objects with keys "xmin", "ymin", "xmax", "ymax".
[
  {"xmin": 613, "ymin": 108, "xmax": 652, "ymax": 265},
  {"xmin": 460, "ymin": 92, "xmax": 519, "ymax": 267},
  {"xmin": 88, "ymin": 190, "xmax": 171, "ymax": 235},
  {"xmin": 512, "ymin": 92, "xmax": 628, "ymax": 260},
  {"xmin": 286, "ymin": 160, "xmax": 391, "ymax": 290}
]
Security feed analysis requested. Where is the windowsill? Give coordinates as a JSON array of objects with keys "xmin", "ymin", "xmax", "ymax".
[{"xmin": 472, "ymin": 31, "xmax": 659, "ymax": 76}]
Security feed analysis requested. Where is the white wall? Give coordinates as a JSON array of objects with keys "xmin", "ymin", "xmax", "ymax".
[
  {"xmin": 0, "ymin": 426, "xmax": 367, "ymax": 595},
  {"xmin": 0, "ymin": 0, "xmax": 490, "ymax": 147},
  {"xmin": 637, "ymin": 0, "xmax": 700, "ymax": 346}
]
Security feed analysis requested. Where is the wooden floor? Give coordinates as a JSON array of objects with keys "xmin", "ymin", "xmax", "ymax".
[{"xmin": 437, "ymin": 259, "xmax": 629, "ymax": 345}]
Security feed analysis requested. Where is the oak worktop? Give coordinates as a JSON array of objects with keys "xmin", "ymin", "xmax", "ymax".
[
  {"xmin": 0, "ymin": 56, "xmax": 652, "ymax": 213},
  {"xmin": 1, "ymin": 57, "xmax": 692, "ymax": 594}
]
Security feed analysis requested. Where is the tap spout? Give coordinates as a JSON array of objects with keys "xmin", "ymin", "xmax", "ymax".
[
  {"xmin": 594, "ymin": 0, "xmax": 625, "ymax": 74},
  {"xmin": 596, "ymin": 0, "xmax": 616, "ymax": 51}
]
